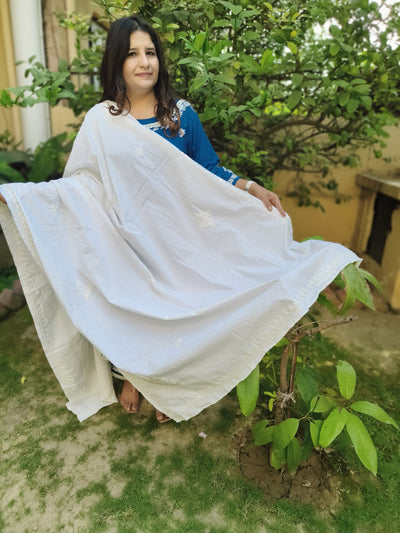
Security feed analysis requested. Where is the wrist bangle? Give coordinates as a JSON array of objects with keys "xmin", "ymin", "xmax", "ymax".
[{"xmin": 245, "ymin": 180, "xmax": 255, "ymax": 193}]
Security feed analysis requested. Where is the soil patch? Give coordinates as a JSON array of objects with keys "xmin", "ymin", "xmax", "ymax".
[{"xmin": 236, "ymin": 428, "xmax": 341, "ymax": 514}]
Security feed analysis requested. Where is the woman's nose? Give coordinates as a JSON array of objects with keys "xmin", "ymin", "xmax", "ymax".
[{"xmin": 139, "ymin": 52, "xmax": 150, "ymax": 67}]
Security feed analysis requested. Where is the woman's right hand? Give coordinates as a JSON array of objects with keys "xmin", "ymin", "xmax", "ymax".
[{"xmin": 0, "ymin": 193, "xmax": 7, "ymax": 205}]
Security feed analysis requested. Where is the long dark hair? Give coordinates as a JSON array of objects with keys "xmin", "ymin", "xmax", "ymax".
[{"xmin": 100, "ymin": 15, "xmax": 180, "ymax": 136}]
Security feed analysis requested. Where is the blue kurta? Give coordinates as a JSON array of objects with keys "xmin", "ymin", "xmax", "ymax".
[{"xmin": 137, "ymin": 99, "xmax": 239, "ymax": 185}]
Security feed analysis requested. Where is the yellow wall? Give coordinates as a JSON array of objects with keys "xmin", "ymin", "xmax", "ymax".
[
  {"xmin": 0, "ymin": 0, "xmax": 22, "ymax": 143},
  {"xmin": 275, "ymin": 125, "xmax": 400, "ymax": 247},
  {"xmin": 45, "ymin": 0, "xmax": 99, "ymax": 135},
  {"xmin": 381, "ymin": 208, "xmax": 400, "ymax": 309}
]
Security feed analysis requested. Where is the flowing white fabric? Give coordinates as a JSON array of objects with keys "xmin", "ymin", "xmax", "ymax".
[{"xmin": 0, "ymin": 102, "xmax": 360, "ymax": 422}]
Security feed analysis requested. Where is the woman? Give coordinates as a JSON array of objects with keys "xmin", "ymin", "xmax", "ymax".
[
  {"xmin": 0, "ymin": 16, "xmax": 359, "ymax": 424},
  {"xmin": 98, "ymin": 15, "xmax": 285, "ymax": 421}
]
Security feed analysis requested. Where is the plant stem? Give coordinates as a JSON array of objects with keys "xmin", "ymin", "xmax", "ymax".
[
  {"xmin": 288, "ymin": 342, "xmax": 298, "ymax": 395},
  {"xmin": 275, "ymin": 315, "xmax": 357, "ymax": 424},
  {"xmin": 276, "ymin": 344, "xmax": 291, "ymax": 424}
]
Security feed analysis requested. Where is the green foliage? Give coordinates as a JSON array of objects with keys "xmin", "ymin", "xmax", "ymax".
[
  {"xmin": 237, "ymin": 363, "xmax": 259, "ymax": 416},
  {"xmin": 1, "ymin": 0, "xmax": 399, "ymax": 201},
  {"xmin": 252, "ymin": 360, "xmax": 398, "ymax": 475},
  {"xmin": 350, "ymin": 400, "xmax": 399, "ymax": 428},
  {"xmin": 0, "ymin": 132, "xmax": 73, "ymax": 185},
  {"xmin": 336, "ymin": 359, "xmax": 356, "ymax": 399},
  {"xmin": 318, "ymin": 405, "xmax": 349, "ymax": 447},
  {"xmin": 0, "ymin": 266, "xmax": 18, "ymax": 292},
  {"xmin": 238, "ymin": 259, "xmax": 397, "ymax": 475},
  {"xmin": 317, "ymin": 261, "xmax": 382, "ymax": 317}
]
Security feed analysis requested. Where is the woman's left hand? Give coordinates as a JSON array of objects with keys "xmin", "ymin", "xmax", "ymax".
[
  {"xmin": 237, "ymin": 180, "xmax": 286, "ymax": 217},
  {"xmin": 250, "ymin": 183, "xmax": 286, "ymax": 217}
]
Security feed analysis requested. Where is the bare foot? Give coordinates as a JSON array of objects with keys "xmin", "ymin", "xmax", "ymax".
[
  {"xmin": 155, "ymin": 409, "xmax": 171, "ymax": 424},
  {"xmin": 120, "ymin": 380, "xmax": 140, "ymax": 413}
]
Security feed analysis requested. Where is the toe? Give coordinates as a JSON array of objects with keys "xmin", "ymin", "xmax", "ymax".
[
  {"xmin": 155, "ymin": 409, "xmax": 171, "ymax": 423},
  {"xmin": 120, "ymin": 381, "xmax": 139, "ymax": 413}
]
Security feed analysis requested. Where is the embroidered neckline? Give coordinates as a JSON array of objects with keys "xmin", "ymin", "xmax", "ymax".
[{"xmin": 138, "ymin": 99, "xmax": 191, "ymax": 131}]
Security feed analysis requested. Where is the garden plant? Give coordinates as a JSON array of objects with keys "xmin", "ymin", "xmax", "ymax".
[{"xmin": 238, "ymin": 262, "xmax": 399, "ymax": 476}]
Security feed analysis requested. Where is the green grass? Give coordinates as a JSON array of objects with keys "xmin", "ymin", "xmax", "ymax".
[
  {"xmin": 0, "ymin": 306, "xmax": 399, "ymax": 533},
  {"xmin": 0, "ymin": 266, "xmax": 18, "ymax": 292},
  {"xmin": 78, "ymin": 443, "xmax": 272, "ymax": 533}
]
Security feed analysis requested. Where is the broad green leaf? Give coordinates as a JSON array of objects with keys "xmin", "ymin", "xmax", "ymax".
[
  {"xmin": 360, "ymin": 96, "xmax": 373, "ymax": 109},
  {"xmin": 337, "ymin": 360, "xmax": 356, "ymax": 400},
  {"xmin": 237, "ymin": 364, "xmax": 259, "ymax": 416},
  {"xmin": 270, "ymin": 443, "xmax": 286, "ymax": 469},
  {"xmin": 178, "ymin": 57, "xmax": 203, "ymax": 68},
  {"xmin": 309, "ymin": 395, "xmax": 337, "ymax": 413},
  {"xmin": 253, "ymin": 421, "xmax": 275, "ymax": 446},
  {"xmin": 190, "ymin": 73, "xmax": 209, "ymax": 92},
  {"xmin": 0, "ymin": 162, "xmax": 24, "ymax": 183},
  {"xmin": 342, "ymin": 43, "xmax": 353, "ymax": 53},
  {"xmin": 338, "ymin": 263, "xmax": 375, "ymax": 315},
  {"xmin": 0, "ymin": 150, "xmax": 31, "ymax": 165},
  {"xmin": 296, "ymin": 366, "xmax": 319, "ymax": 406},
  {"xmin": 292, "ymin": 73, "xmax": 304, "ymax": 87},
  {"xmin": 310, "ymin": 419, "xmax": 323, "ymax": 446},
  {"xmin": 214, "ymin": 74, "xmax": 236, "ymax": 85},
  {"xmin": 319, "ymin": 407, "xmax": 349, "ymax": 447},
  {"xmin": 272, "ymin": 418, "xmax": 299, "ymax": 450},
  {"xmin": 339, "ymin": 92, "xmax": 350, "ymax": 107},
  {"xmin": 194, "ymin": 33, "xmax": 206, "ymax": 51},
  {"xmin": 358, "ymin": 268, "xmax": 382, "ymax": 292},
  {"xmin": 212, "ymin": 19, "xmax": 230, "ymax": 28},
  {"xmin": 231, "ymin": 4, "xmax": 243, "ymax": 15},
  {"xmin": 329, "ymin": 25, "xmax": 341, "ymax": 37},
  {"xmin": 220, "ymin": 1, "xmax": 242, "ymax": 15},
  {"xmin": 301, "ymin": 235, "xmax": 324, "ymax": 241},
  {"xmin": 316, "ymin": 292, "xmax": 338, "ymax": 317},
  {"xmin": 287, "ymin": 437, "xmax": 302, "ymax": 473},
  {"xmin": 261, "ymin": 49, "xmax": 274, "ymax": 69},
  {"xmin": 351, "ymin": 401, "xmax": 399, "ymax": 429},
  {"xmin": 8, "ymin": 86, "xmax": 26, "ymax": 97},
  {"xmin": 350, "ymin": 78, "xmax": 367, "ymax": 85},
  {"xmin": 346, "ymin": 412, "xmax": 377, "ymax": 475},
  {"xmin": 332, "ymin": 271, "xmax": 345, "ymax": 289},
  {"xmin": 352, "ymin": 84, "xmax": 371, "ymax": 95},
  {"xmin": 57, "ymin": 90, "xmax": 76, "ymax": 100},
  {"xmin": 330, "ymin": 43, "xmax": 340, "ymax": 56},
  {"xmin": 287, "ymin": 89, "xmax": 302, "ymax": 110},
  {"xmin": 301, "ymin": 425, "xmax": 315, "ymax": 461},
  {"xmin": 346, "ymin": 99, "xmax": 359, "ymax": 114},
  {"xmin": 0, "ymin": 88, "xmax": 14, "ymax": 107},
  {"xmin": 199, "ymin": 108, "xmax": 219, "ymax": 121}
]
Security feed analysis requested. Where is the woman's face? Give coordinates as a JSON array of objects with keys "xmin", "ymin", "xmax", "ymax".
[{"xmin": 122, "ymin": 30, "xmax": 159, "ymax": 100}]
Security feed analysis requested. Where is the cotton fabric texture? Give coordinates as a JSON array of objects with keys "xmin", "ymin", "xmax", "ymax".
[{"xmin": 0, "ymin": 102, "xmax": 359, "ymax": 422}]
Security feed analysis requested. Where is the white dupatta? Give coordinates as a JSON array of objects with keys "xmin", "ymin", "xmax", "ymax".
[{"xmin": 0, "ymin": 102, "xmax": 359, "ymax": 421}]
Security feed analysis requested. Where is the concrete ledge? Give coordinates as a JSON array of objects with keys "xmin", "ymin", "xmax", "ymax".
[{"xmin": 356, "ymin": 172, "xmax": 400, "ymax": 200}]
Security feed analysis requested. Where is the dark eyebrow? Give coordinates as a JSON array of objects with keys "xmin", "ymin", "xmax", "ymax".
[{"xmin": 128, "ymin": 46, "xmax": 156, "ymax": 52}]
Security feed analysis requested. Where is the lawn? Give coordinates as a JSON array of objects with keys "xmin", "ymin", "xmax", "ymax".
[{"xmin": 0, "ymin": 304, "xmax": 399, "ymax": 533}]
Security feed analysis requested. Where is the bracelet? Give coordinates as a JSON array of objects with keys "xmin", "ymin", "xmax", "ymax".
[{"xmin": 245, "ymin": 180, "xmax": 255, "ymax": 193}]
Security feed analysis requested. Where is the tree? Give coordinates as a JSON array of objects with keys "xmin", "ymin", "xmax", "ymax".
[{"xmin": 1, "ymin": 0, "xmax": 400, "ymax": 205}]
